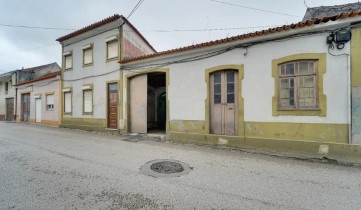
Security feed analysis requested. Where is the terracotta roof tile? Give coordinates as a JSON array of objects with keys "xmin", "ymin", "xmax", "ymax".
[
  {"xmin": 120, "ymin": 10, "xmax": 361, "ymax": 64},
  {"xmin": 56, "ymin": 14, "xmax": 156, "ymax": 52},
  {"xmin": 56, "ymin": 14, "xmax": 121, "ymax": 42}
]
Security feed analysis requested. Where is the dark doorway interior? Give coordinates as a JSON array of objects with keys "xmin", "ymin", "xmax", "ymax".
[{"xmin": 147, "ymin": 73, "xmax": 166, "ymax": 133}]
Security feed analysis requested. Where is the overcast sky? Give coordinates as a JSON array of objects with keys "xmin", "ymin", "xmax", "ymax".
[{"xmin": 0, "ymin": 0, "xmax": 357, "ymax": 73}]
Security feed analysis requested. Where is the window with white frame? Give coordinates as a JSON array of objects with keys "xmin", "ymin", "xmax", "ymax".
[
  {"xmin": 83, "ymin": 90, "xmax": 93, "ymax": 114},
  {"xmin": 46, "ymin": 94, "xmax": 54, "ymax": 111},
  {"xmin": 83, "ymin": 45, "xmax": 93, "ymax": 65},
  {"xmin": 64, "ymin": 92, "xmax": 72, "ymax": 113},
  {"xmin": 106, "ymin": 39, "xmax": 118, "ymax": 59},
  {"xmin": 278, "ymin": 60, "xmax": 318, "ymax": 110},
  {"xmin": 64, "ymin": 53, "xmax": 72, "ymax": 70}
]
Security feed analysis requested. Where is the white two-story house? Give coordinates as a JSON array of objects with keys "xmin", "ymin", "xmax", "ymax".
[{"xmin": 56, "ymin": 14, "xmax": 156, "ymax": 131}]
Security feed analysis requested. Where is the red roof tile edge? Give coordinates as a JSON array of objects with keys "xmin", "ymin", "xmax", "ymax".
[
  {"xmin": 56, "ymin": 14, "xmax": 121, "ymax": 42},
  {"xmin": 55, "ymin": 14, "xmax": 156, "ymax": 53},
  {"xmin": 120, "ymin": 10, "xmax": 361, "ymax": 64},
  {"xmin": 15, "ymin": 71, "xmax": 61, "ymax": 87}
]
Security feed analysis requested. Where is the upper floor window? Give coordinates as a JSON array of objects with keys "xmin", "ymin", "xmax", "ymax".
[
  {"xmin": 5, "ymin": 82, "xmax": 9, "ymax": 92},
  {"xmin": 63, "ymin": 51, "xmax": 73, "ymax": 70},
  {"xmin": 278, "ymin": 60, "xmax": 318, "ymax": 110},
  {"xmin": 106, "ymin": 36, "xmax": 119, "ymax": 60},
  {"xmin": 82, "ymin": 44, "xmax": 93, "ymax": 66}
]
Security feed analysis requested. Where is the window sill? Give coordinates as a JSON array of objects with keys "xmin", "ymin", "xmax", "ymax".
[
  {"xmin": 83, "ymin": 63, "xmax": 93, "ymax": 68},
  {"xmin": 63, "ymin": 112, "xmax": 72, "ymax": 115},
  {"xmin": 106, "ymin": 57, "xmax": 119, "ymax": 63},
  {"xmin": 274, "ymin": 108, "xmax": 325, "ymax": 116},
  {"xmin": 82, "ymin": 112, "xmax": 93, "ymax": 115},
  {"xmin": 63, "ymin": 68, "xmax": 73, "ymax": 72}
]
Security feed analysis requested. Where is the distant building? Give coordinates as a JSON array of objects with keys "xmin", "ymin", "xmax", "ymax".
[
  {"xmin": 303, "ymin": 2, "xmax": 361, "ymax": 21},
  {"xmin": 0, "ymin": 63, "xmax": 61, "ymax": 125}
]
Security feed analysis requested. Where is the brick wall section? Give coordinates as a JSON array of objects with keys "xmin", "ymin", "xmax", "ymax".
[{"xmin": 123, "ymin": 38, "xmax": 148, "ymax": 59}]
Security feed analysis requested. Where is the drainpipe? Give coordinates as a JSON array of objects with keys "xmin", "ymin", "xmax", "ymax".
[
  {"xmin": 347, "ymin": 53, "xmax": 352, "ymax": 144},
  {"xmin": 14, "ymin": 71, "xmax": 18, "ymax": 121}
]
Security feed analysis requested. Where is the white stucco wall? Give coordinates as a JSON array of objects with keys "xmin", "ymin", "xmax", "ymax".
[
  {"xmin": 16, "ymin": 78, "xmax": 60, "ymax": 123},
  {"xmin": 123, "ymin": 32, "xmax": 350, "ymax": 125},
  {"xmin": 63, "ymin": 29, "xmax": 120, "ymax": 119}
]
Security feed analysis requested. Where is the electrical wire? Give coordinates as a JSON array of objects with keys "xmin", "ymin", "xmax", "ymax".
[
  {"xmin": 122, "ymin": 30, "xmax": 333, "ymax": 71},
  {"xmin": 0, "ymin": 22, "xmax": 281, "ymax": 33},
  {"xmin": 209, "ymin": 0, "xmax": 301, "ymax": 18},
  {"xmin": 127, "ymin": 0, "xmax": 145, "ymax": 19},
  {"xmin": 0, "ymin": 43, "xmax": 58, "ymax": 55},
  {"xmin": 62, "ymin": 68, "xmax": 120, "ymax": 82}
]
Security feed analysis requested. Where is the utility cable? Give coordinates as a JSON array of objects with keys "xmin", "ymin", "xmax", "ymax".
[
  {"xmin": 0, "ymin": 22, "xmax": 281, "ymax": 33},
  {"xmin": 127, "ymin": 0, "xmax": 145, "ymax": 19},
  {"xmin": 209, "ymin": 0, "xmax": 301, "ymax": 18}
]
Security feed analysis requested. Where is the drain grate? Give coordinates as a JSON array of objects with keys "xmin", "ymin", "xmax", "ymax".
[
  {"xmin": 150, "ymin": 161, "xmax": 184, "ymax": 174},
  {"xmin": 140, "ymin": 159, "xmax": 192, "ymax": 178}
]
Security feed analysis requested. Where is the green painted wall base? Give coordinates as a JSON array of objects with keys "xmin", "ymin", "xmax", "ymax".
[
  {"xmin": 168, "ymin": 132, "xmax": 361, "ymax": 160},
  {"xmin": 61, "ymin": 117, "xmax": 107, "ymax": 131}
]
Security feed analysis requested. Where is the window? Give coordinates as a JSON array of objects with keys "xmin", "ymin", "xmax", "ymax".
[
  {"xmin": 272, "ymin": 53, "xmax": 326, "ymax": 116},
  {"xmin": 5, "ymin": 82, "xmax": 8, "ymax": 93},
  {"xmin": 64, "ymin": 92, "xmax": 72, "ymax": 113},
  {"xmin": 82, "ymin": 45, "xmax": 93, "ymax": 66},
  {"xmin": 83, "ymin": 90, "xmax": 93, "ymax": 114},
  {"xmin": 46, "ymin": 94, "xmax": 54, "ymax": 111},
  {"xmin": 64, "ymin": 52, "xmax": 72, "ymax": 70},
  {"xmin": 106, "ymin": 39, "xmax": 119, "ymax": 60},
  {"xmin": 278, "ymin": 61, "xmax": 318, "ymax": 110}
]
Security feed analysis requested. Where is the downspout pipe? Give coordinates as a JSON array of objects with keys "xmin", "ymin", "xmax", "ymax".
[{"xmin": 348, "ymin": 51, "xmax": 352, "ymax": 144}]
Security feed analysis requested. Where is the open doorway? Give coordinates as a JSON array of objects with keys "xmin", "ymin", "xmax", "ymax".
[
  {"xmin": 147, "ymin": 72, "xmax": 166, "ymax": 133},
  {"xmin": 129, "ymin": 72, "xmax": 166, "ymax": 134}
]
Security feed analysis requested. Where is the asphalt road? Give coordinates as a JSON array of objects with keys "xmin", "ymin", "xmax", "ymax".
[{"xmin": 0, "ymin": 122, "xmax": 361, "ymax": 210}]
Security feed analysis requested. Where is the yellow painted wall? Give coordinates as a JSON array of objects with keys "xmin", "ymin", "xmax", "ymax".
[
  {"xmin": 351, "ymin": 26, "xmax": 361, "ymax": 87},
  {"xmin": 168, "ymin": 120, "xmax": 348, "ymax": 144}
]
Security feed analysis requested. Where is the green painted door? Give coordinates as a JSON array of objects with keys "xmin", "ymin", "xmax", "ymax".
[{"xmin": 157, "ymin": 92, "xmax": 166, "ymax": 129}]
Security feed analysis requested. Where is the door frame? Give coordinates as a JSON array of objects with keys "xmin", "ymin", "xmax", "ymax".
[
  {"xmin": 205, "ymin": 65, "xmax": 245, "ymax": 137},
  {"xmin": 106, "ymin": 81, "xmax": 120, "ymax": 129},
  {"xmin": 125, "ymin": 68, "xmax": 170, "ymax": 134}
]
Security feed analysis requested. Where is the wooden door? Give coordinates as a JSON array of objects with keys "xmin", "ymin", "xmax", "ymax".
[
  {"xmin": 210, "ymin": 71, "xmax": 238, "ymax": 136},
  {"xmin": 35, "ymin": 99, "xmax": 41, "ymax": 123},
  {"xmin": 129, "ymin": 74, "xmax": 147, "ymax": 133},
  {"xmin": 21, "ymin": 93, "xmax": 30, "ymax": 122},
  {"xmin": 108, "ymin": 83, "xmax": 118, "ymax": 129},
  {"xmin": 5, "ymin": 98, "xmax": 14, "ymax": 121}
]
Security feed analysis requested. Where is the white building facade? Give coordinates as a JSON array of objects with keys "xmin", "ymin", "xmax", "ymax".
[
  {"xmin": 57, "ymin": 15, "xmax": 156, "ymax": 131},
  {"xmin": 120, "ymin": 12, "xmax": 361, "ymax": 152}
]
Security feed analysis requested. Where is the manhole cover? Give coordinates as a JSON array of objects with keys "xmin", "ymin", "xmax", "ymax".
[
  {"xmin": 140, "ymin": 159, "xmax": 192, "ymax": 178},
  {"xmin": 150, "ymin": 161, "xmax": 184, "ymax": 174}
]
